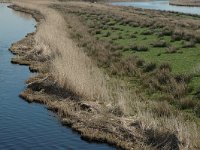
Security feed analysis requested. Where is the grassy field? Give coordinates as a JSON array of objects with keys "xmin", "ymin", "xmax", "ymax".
[
  {"xmin": 64, "ymin": 7, "xmax": 200, "ymax": 114},
  {"xmin": 88, "ymin": 15, "xmax": 200, "ymax": 74}
]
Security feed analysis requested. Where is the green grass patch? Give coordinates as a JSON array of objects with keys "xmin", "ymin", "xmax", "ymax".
[{"xmin": 80, "ymin": 12, "xmax": 200, "ymax": 99}]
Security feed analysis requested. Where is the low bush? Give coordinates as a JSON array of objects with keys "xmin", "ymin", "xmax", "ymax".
[
  {"xmin": 195, "ymin": 87, "xmax": 200, "ymax": 99},
  {"xmin": 124, "ymin": 20, "xmax": 133, "ymax": 25},
  {"xmin": 111, "ymin": 36, "xmax": 118, "ymax": 41},
  {"xmin": 111, "ymin": 26, "xmax": 119, "ymax": 30},
  {"xmin": 179, "ymin": 98, "xmax": 196, "ymax": 109},
  {"xmin": 152, "ymin": 40, "xmax": 167, "ymax": 47},
  {"xmin": 143, "ymin": 62, "xmax": 157, "ymax": 72},
  {"xmin": 140, "ymin": 30, "xmax": 153, "ymax": 35},
  {"xmin": 152, "ymin": 101, "xmax": 173, "ymax": 117},
  {"xmin": 156, "ymin": 68, "xmax": 171, "ymax": 85},
  {"xmin": 104, "ymin": 31, "xmax": 111, "ymax": 37},
  {"xmin": 110, "ymin": 45, "xmax": 124, "ymax": 51},
  {"xmin": 95, "ymin": 30, "xmax": 101, "ymax": 34},
  {"xmin": 169, "ymin": 79, "xmax": 188, "ymax": 99},
  {"xmin": 107, "ymin": 21, "xmax": 116, "ymax": 26},
  {"xmin": 165, "ymin": 46, "xmax": 179, "ymax": 54},
  {"xmin": 174, "ymin": 74, "xmax": 192, "ymax": 83},
  {"xmin": 102, "ymin": 25, "xmax": 109, "ymax": 30},
  {"xmin": 136, "ymin": 59, "xmax": 144, "ymax": 67},
  {"xmin": 182, "ymin": 40, "xmax": 196, "ymax": 48},
  {"xmin": 129, "ymin": 22, "xmax": 140, "ymax": 27},
  {"xmin": 171, "ymin": 32, "xmax": 183, "ymax": 41},
  {"xmin": 131, "ymin": 44, "xmax": 149, "ymax": 52},
  {"xmin": 118, "ymin": 35, "xmax": 123, "ymax": 39},
  {"xmin": 129, "ymin": 34, "xmax": 137, "ymax": 38},
  {"xmin": 160, "ymin": 27, "xmax": 173, "ymax": 36},
  {"xmin": 137, "ymin": 46, "xmax": 149, "ymax": 51},
  {"xmin": 110, "ymin": 58, "xmax": 137, "ymax": 76},
  {"xmin": 194, "ymin": 104, "xmax": 200, "ymax": 117},
  {"xmin": 145, "ymin": 129, "xmax": 179, "ymax": 150},
  {"xmin": 159, "ymin": 63, "xmax": 172, "ymax": 72},
  {"xmin": 123, "ymin": 46, "xmax": 130, "ymax": 51}
]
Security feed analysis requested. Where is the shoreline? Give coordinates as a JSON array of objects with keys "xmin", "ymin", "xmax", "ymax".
[{"xmin": 8, "ymin": 4, "xmax": 139, "ymax": 150}]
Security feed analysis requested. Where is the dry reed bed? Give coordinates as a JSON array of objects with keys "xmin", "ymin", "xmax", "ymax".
[
  {"xmin": 8, "ymin": 1, "xmax": 200, "ymax": 149},
  {"xmin": 13, "ymin": 1, "xmax": 111, "ymax": 102}
]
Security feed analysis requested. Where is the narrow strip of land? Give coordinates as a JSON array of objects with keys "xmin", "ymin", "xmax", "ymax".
[{"xmin": 170, "ymin": 0, "xmax": 200, "ymax": 7}]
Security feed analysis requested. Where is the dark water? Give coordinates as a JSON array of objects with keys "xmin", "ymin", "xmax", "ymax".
[
  {"xmin": 0, "ymin": 4, "xmax": 115, "ymax": 150},
  {"xmin": 112, "ymin": 0, "xmax": 200, "ymax": 15}
]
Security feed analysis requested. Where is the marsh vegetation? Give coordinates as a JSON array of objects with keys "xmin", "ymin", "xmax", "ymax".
[
  {"xmin": 7, "ymin": 1, "xmax": 200, "ymax": 150},
  {"xmin": 49, "ymin": 2, "xmax": 200, "ymax": 149},
  {"xmin": 55, "ymin": 3, "xmax": 200, "ymax": 114}
]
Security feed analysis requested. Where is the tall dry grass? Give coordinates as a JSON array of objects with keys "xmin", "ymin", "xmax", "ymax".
[
  {"xmin": 12, "ymin": 1, "xmax": 200, "ymax": 149},
  {"xmin": 14, "ymin": 1, "xmax": 111, "ymax": 102}
]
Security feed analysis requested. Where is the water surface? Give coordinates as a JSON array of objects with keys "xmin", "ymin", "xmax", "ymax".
[
  {"xmin": 112, "ymin": 0, "xmax": 200, "ymax": 15},
  {"xmin": 0, "ymin": 4, "xmax": 115, "ymax": 150}
]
